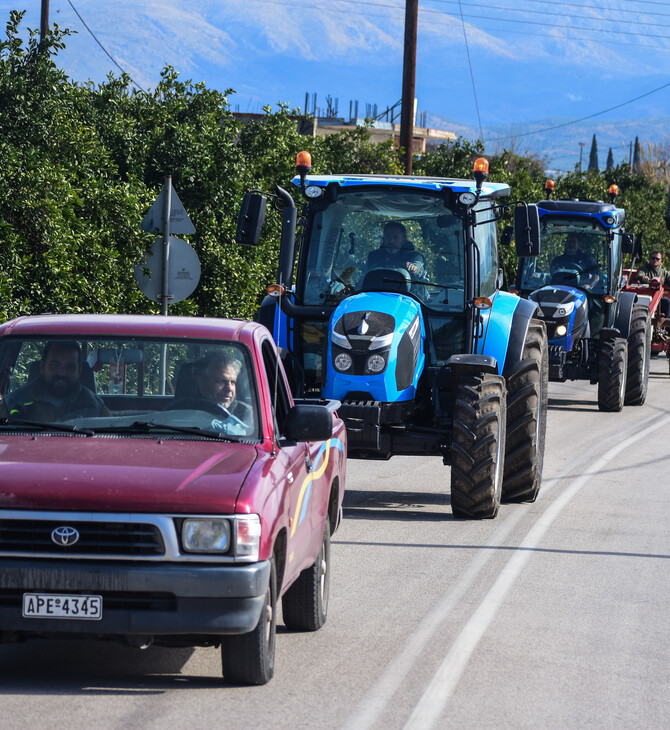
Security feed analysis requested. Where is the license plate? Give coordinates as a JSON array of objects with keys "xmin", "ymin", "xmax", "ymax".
[{"xmin": 22, "ymin": 593, "xmax": 102, "ymax": 620}]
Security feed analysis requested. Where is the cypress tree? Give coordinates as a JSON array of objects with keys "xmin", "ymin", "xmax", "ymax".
[
  {"xmin": 606, "ymin": 148, "xmax": 614, "ymax": 171},
  {"xmin": 588, "ymin": 134, "xmax": 598, "ymax": 172}
]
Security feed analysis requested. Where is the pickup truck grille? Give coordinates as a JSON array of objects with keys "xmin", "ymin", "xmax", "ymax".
[{"xmin": 0, "ymin": 519, "xmax": 164, "ymax": 557}]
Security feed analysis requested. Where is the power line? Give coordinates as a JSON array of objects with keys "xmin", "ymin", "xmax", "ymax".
[
  {"xmin": 483, "ymin": 78, "xmax": 670, "ymax": 144},
  {"xmin": 66, "ymin": 0, "xmax": 147, "ymax": 93},
  {"xmin": 458, "ymin": 0, "xmax": 483, "ymax": 140}
]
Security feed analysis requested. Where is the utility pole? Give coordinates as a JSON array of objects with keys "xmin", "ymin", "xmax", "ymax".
[
  {"xmin": 578, "ymin": 142, "xmax": 585, "ymax": 172},
  {"xmin": 400, "ymin": 0, "xmax": 418, "ymax": 175},
  {"xmin": 40, "ymin": 0, "xmax": 49, "ymax": 45}
]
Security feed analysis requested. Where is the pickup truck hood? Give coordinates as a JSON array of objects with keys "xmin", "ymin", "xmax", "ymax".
[{"xmin": 0, "ymin": 435, "xmax": 259, "ymax": 513}]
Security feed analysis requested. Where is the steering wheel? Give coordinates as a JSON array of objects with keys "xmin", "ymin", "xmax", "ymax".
[
  {"xmin": 369, "ymin": 266, "xmax": 412, "ymax": 291},
  {"xmin": 553, "ymin": 261, "xmax": 584, "ymax": 274},
  {"xmin": 164, "ymin": 398, "xmax": 229, "ymax": 417}
]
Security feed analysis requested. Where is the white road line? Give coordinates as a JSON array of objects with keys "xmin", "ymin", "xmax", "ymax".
[{"xmin": 403, "ymin": 413, "xmax": 670, "ymax": 729}]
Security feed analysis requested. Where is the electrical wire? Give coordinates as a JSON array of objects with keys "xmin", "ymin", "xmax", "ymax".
[
  {"xmin": 458, "ymin": 0, "xmax": 484, "ymax": 140},
  {"xmin": 66, "ymin": 0, "xmax": 147, "ymax": 93},
  {"xmin": 483, "ymin": 78, "xmax": 670, "ymax": 143}
]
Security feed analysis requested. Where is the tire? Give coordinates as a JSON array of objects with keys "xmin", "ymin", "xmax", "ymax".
[
  {"xmin": 625, "ymin": 306, "xmax": 651, "ymax": 405},
  {"xmin": 450, "ymin": 373, "xmax": 506, "ymax": 519},
  {"xmin": 282, "ymin": 519, "xmax": 330, "ymax": 632},
  {"xmin": 221, "ymin": 555, "xmax": 276, "ymax": 685},
  {"xmin": 502, "ymin": 319, "xmax": 548, "ymax": 503},
  {"xmin": 597, "ymin": 337, "xmax": 628, "ymax": 412}
]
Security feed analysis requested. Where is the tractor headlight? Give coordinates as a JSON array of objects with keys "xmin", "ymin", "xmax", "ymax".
[
  {"xmin": 555, "ymin": 325, "xmax": 567, "ymax": 337},
  {"xmin": 555, "ymin": 302, "xmax": 575, "ymax": 317},
  {"xmin": 366, "ymin": 354, "xmax": 386, "ymax": 373},
  {"xmin": 334, "ymin": 352, "xmax": 353, "ymax": 372},
  {"xmin": 182, "ymin": 519, "xmax": 231, "ymax": 553}
]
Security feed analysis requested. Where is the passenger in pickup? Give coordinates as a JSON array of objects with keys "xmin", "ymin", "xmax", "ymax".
[{"xmin": 0, "ymin": 340, "xmax": 110, "ymax": 422}]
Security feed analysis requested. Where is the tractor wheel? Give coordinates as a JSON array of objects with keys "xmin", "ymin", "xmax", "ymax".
[
  {"xmin": 450, "ymin": 373, "xmax": 506, "ymax": 519},
  {"xmin": 625, "ymin": 306, "xmax": 651, "ymax": 405},
  {"xmin": 597, "ymin": 337, "xmax": 628, "ymax": 412},
  {"xmin": 502, "ymin": 319, "xmax": 549, "ymax": 503}
]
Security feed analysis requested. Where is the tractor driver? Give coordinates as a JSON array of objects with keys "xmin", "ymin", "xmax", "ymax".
[{"xmin": 550, "ymin": 234, "xmax": 600, "ymax": 290}]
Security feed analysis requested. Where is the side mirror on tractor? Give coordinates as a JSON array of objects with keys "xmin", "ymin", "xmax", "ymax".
[
  {"xmin": 236, "ymin": 192, "xmax": 267, "ymax": 245},
  {"xmin": 500, "ymin": 225, "xmax": 514, "ymax": 246},
  {"xmin": 514, "ymin": 204, "xmax": 541, "ymax": 257},
  {"xmin": 620, "ymin": 232, "xmax": 635, "ymax": 255}
]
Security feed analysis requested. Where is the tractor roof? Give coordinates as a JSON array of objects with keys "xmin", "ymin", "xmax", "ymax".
[
  {"xmin": 292, "ymin": 174, "xmax": 511, "ymax": 199},
  {"xmin": 537, "ymin": 199, "xmax": 625, "ymax": 228}
]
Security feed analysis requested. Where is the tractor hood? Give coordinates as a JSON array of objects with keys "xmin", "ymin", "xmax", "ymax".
[
  {"xmin": 0, "ymin": 434, "xmax": 259, "ymax": 513},
  {"xmin": 529, "ymin": 285, "xmax": 589, "ymax": 346},
  {"xmin": 324, "ymin": 291, "xmax": 425, "ymax": 402}
]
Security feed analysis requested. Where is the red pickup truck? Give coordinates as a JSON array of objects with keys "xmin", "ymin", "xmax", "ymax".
[{"xmin": 0, "ymin": 314, "xmax": 346, "ymax": 685}]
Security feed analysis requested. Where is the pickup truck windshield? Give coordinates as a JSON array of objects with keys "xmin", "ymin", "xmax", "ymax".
[{"xmin": 0, "ymin": 336, "xmax": 259, "ymax": 439}]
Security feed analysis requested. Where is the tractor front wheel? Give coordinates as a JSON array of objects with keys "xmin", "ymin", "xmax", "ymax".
[
  {"xmin": 502, "ymin": 319, "xmax": 548, "ymax": 503},
  {"xmin": 450, "ymin": 373, "xmax": 506, "ymax": 519},
  {"xmin": 597, "ymin": 337, "xmax": 628, "ymax": 412}
]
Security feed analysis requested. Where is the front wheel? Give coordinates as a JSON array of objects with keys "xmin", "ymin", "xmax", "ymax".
[
  {"xmin": 450, "ymin": 373, "xmax": 506, "ymax": 519},
  {"xmin": 282, "ymin": 519, "xmax": 330, "ymax": 632},
  {"xmin": 221, "ymin": 556, "xmax": 276, "ymax": 685},
  {"xmin": 503, "ymin": 319, "xmax": 548, "ymax": 503},
  {"xmin": 625, "ymin": 306, "xmax": 651, "ymax": 405},
  {"xmin": 597, "ymin": 337, "xmax": 628, "ymax": 412}
]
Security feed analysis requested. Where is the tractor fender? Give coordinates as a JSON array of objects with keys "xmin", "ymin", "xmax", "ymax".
[
  {"xmin": 614, "ymin": 290, "xmax": 645, "ymax": 339},
  {"xmin": 478, "ymin": 292, "xmax": 538, "ymax": 378},
  {"xmin": 255, "ymin": 296, "xmax": 291, "ymax": 349}
]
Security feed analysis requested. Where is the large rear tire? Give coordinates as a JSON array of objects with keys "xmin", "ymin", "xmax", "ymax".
[
  {"xmin": 282, "ymin": 519, "xmax": 330, "ymax": 632},
  {"xmin": 625, "ymin": 306, "xmax": 651, "ymax": 405},
  {"xmin": 450, "ymin": 374, "xmax": 506, "ymax": 519},
  {"xmin": 502, "ymin": 319, "xmax": 548, "ymax": 503},
  {"xmin": 221, "ymin": 555, "xmax": 276, "ymax": 685},
  {"xmin": 597, "ymin": 337, "xmax": 628, "ymax": 412}
]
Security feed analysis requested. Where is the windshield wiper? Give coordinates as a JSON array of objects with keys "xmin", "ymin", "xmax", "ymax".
[
  {"xmin": 0, "ymin": 417, "xmax": 94, "ymax": 436},
  {"xmin": 93, "ymin": 421, "xmax": 235, "ymax": 440}
]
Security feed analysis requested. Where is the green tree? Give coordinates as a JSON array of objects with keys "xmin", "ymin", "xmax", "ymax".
[{"xmin": 588, "ymin": 134, "xmax": 598, "ymax": 172}]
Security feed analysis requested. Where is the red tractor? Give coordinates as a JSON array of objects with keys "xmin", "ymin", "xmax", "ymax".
[{"xmin": 623, "ymin": 270, "xmax": 670, "ymax": 371}]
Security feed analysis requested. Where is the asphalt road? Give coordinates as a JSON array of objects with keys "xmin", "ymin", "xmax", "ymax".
[{"xmin": 2, "ymin": 359, "xmax": 670, "ymax": 729}]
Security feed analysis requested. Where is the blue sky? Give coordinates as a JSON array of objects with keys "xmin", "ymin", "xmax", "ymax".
[{"xmin": 2, "ymin": 0, "xmax": 670, "ymax": 171}]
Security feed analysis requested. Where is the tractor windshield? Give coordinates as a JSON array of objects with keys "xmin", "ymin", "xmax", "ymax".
[
  {"xmin": 518, "ymin": 216, "xmax": 612, "ymax": 295},
  {"xmin": 299, "ymin": 189, "xmax": 497, "ymax": 312}
]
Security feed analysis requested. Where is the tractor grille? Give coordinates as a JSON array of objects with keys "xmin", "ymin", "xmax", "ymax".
[{"xmin": 0, "ymin": 519, "xmax": 165, "ymax": 557}]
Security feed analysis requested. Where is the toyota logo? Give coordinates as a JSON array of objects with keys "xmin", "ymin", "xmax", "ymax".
[{"xmin": 51, "ymin": 526, "xmax": 80, "ymax": 547}]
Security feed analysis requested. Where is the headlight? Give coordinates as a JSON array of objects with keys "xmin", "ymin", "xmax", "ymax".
[
  {"xmin": 182, "ymin": 519, "xmax": 231, "ymax": 553},
  {"xmin": 555, "ymin": 302, "xmax": 575, "ymax": 316},
  {"xmin": 366, "ymin": 354, "xmax": 386, "ymax": 373},
  {"xmin": 235, "ymin": 515, "xmax": 261, "ymax": 559},
  {"xmin": 334, "ymin": 352, "xmax": 353, "ymax": 371},
  {"xmin": 555, "ymin": 325, "xmax": 567, "ymax": 336}
]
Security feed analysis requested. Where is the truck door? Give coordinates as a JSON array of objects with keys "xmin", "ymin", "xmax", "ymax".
[{"xmin": 261, "ymin": 341, "xmax": 324, "ymax": 578}]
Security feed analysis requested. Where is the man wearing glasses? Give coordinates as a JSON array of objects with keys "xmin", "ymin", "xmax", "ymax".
[{"xmin": 636, "ymin": 251, "xmax": 670, "ymax": 316}]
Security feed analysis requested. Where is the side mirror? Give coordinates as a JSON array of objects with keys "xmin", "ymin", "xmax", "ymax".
[
  {"xmin": 621, "ymin": 232, "xmax": 634, "ymax": 255},
  {"xmin": 500, "ymin": 225, "xmax": 513, "ymax": 246},
  {"xmin": 236, "ymin": 192, "xmax": 267, "ymax": 245},
  {"xmin": 633, "ymin": 231, "xmax": 643, "ymax": 260},
  {"xmin": 284, "ymin": 403, "xmax": 333, "ymax": 442},
  {"xmin": 514, "ymin": 204, "xmax": 541, "ymax": 257}
]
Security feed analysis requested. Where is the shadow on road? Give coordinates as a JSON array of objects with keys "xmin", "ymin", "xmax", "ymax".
[
  {"xmin": 0, "ymin": 639, "xmax": 228, "ymax": 694},
  {"xmin": 343, "ymin": 489, "xmax": 453, "ymax": 522}
]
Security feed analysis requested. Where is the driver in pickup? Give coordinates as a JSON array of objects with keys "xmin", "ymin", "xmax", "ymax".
[
  {"xmin": 550, "ymin": 234, "xmax": 600, "ymax": 289},
  {"xmin": 194, "ymin": 352, "xmax": 253, "ymax": 434}
]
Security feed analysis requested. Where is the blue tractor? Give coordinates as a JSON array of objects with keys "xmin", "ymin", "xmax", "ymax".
[
  {"xmin": 511, "ymin": 182, "xmax": 650, "ymax": 411},
  {"xmin": 236, "ymin": 153, "xmax": 548, "ymax": 519}
]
